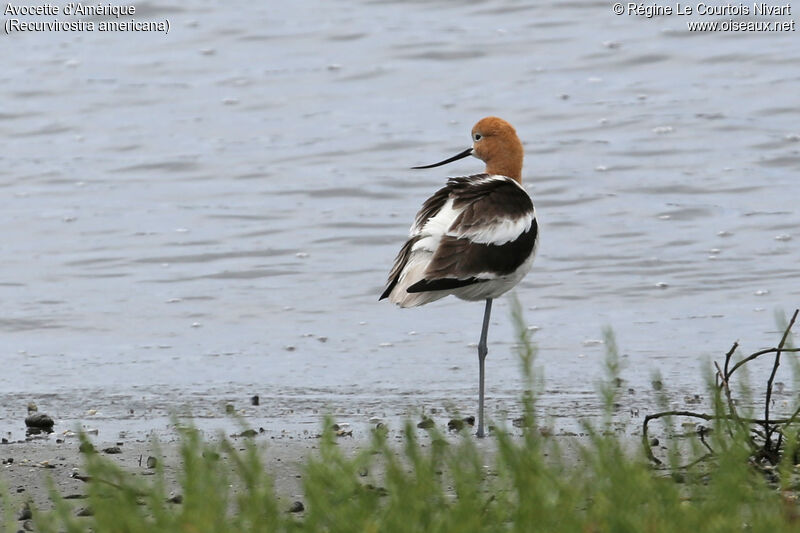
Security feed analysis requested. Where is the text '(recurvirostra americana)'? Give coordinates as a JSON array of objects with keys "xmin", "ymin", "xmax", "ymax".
[{"xmin": 3, "ymin": 3, "xmax": 171, "ymax": 34}]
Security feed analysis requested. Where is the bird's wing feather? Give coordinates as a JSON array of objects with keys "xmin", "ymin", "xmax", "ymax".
[
  {"xmin": 409, "ymin": 181, "xmax": 454, "ymax": 236},
  {"xmin": 381, "ymin": 174, "xmax": 536, "ymax": 300},
  {"xmin": 421, "ymin": 176, "xmax": 537, "ymax": 282},
  {"xmin": 382, "ymin": 176, "xmax": 485, "ymax": 299},
  {"xmin": 379, "ymin": 234, "xmax": 421, "ymax": 300}
]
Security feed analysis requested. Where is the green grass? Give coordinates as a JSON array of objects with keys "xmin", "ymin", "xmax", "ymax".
[{"xmin": 5, "ymin": 305, "xmax": 800, "ymax": 532}]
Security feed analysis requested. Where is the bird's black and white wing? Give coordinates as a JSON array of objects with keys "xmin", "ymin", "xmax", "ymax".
[{"xmin": 380, "ymin": 174, "xmax": 537, "ymax": 307}]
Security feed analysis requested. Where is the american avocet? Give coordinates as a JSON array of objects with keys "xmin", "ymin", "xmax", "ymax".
[{"xmin": 380, "ymin": 117, "xmax": 538, "ymax": 438}]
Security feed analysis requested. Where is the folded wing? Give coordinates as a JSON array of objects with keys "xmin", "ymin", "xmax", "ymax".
[{"xmin": 381, "ymin": 175, "xmax": 537, "ymax": 307}]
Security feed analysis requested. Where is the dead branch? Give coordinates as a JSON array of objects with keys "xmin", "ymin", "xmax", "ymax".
[
  {"xmin": 765, "ymin": 309, "xmax": 799, "ymax": 451},
  {"xmin": 644, "ymin": 309, "xmax": 800, "ymax": 466}
]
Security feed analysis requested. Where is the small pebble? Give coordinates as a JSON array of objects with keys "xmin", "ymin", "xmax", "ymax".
[
  {"xmin": 684, "ymin": 394, "xmax": 702, "ymax": 405},
  {"xmin": 512, "ymin": 417, "xmax": 529, "ymax": 428},
  {"xmin": 417, "ymin": 418, "xmax": 434, "ymax": 429},
  {"xmin": 102, "ymin": 447, "xmax": 122, "ymax": 455},
  {"xmin": 448, "ymin": 418, "xmax": 465, "ymax": 431},
  {"xmin": 288, "ymin": 501, "xmax": 304, "ymax": 513},
  {"xmin": 447, "ymin": 416, "xmax": 475, "ymax": 431},
  {"xmin": 18, "ymin": 506, "xmax": 32, "ymax": 521},
  {"xmin": 78, "ymin": 442, "xmax": 94, "ymax": 454},
  {"xmin": 146, "ymin": 456, "xmax": 158, "ymax": 469},
  {"xmin": 24, "ymin": 413, "xmax": 54, "ymax": 429},
  {"xmin": 250, "ymin": 395, "xmax": 260, "ymax": 406},
  {"xmin": 366, "ymin": 484, "xmax": 389, "ymax": 496}
]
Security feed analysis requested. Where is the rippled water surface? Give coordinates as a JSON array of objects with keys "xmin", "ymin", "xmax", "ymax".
[{"xmin": 2, "ymin": 1, "xmax": 799, "ymax": 439}]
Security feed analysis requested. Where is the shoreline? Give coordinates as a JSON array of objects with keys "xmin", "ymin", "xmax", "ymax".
[{"xmin": 2, "ymin": 415, "xmax": 602, "ymax": 522}]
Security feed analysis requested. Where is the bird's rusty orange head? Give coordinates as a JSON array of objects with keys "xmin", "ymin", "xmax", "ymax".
[
  {"xmin": 411, "ymin": 117, "xmax": 524, "ymax": 183},
  {"xmin": 470, "ymin": 117, "xmax": 524, "ymax": 183}
]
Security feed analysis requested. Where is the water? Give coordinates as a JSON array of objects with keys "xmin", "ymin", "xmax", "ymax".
[{"xmin": 2, "ymin": 0, "xmax": 799, "ymax": 440}]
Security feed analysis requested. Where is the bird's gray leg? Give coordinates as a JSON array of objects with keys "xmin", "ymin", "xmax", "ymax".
[{"xmin": 477, "ymin": 298, "xmax": 493, "ymax": 438}]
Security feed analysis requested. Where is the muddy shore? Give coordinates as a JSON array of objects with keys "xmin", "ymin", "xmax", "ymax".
[
  {"xmin": 2, "ymin": 412, "xmax": 604, "ymax": 527},
  {"xmin": 2, "ymin": 432, "xmax": 316, "ymax": 518}
]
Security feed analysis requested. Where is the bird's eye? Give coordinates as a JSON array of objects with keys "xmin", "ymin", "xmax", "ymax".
[{"xmin": 473, "ymin": 133, "xmax": 482, "ymax": 141}]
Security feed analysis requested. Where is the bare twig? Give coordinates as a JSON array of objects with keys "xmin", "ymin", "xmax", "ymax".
[
  {"xmin": 643, "ymin": 410, "xmax": 800, "ymax": 465},
  {"xmin": 698, "ymin": 425, "xmax": 714, "ymax": 455},
  {"xmin": 644, "ymin": 309, "xmax": 800, "ymax": 466},
  {"xmin": 643, "ymin": 411, "xmax": 715, "ymax": 465},
  {"xmin": 714, "ymin": 361, "xmax": 737, "ymax": 418},
  {"xmin": 726, "ymin": 347, "xmax": 800, "ymax": 379},
  {"xmin": 764, "ymin": 309, "xmax": 799, "ymax": 450},
  {"xmin": 722, "ymin": 341, "xmax": 738, "ymax": 384},
  {"xmin": 678, "ymin": 452, "xmax": 715, "ymax": 470},
  {"xmin": 714, "ymin": 360, "xmax": 752, "ymax": 445}
]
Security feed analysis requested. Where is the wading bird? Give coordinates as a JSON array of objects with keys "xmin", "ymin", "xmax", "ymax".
[{"xmin": 380, "ymin": 117, "xmax": 538, "ymax": 437}]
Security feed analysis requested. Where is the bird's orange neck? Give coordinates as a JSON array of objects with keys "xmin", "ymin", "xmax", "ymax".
[{"xmin": 485, "ymin": 159, "xmax": 523, "ymax": 184}]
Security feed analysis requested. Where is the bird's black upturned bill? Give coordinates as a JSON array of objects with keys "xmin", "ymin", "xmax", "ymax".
[{"xmin": 411, "ymin": 148, "xmax": 473, "ymax": 169}]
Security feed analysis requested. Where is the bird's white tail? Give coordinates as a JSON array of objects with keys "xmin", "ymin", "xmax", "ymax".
[{"xmin": 388, "ymin": 253, "xmax": 448, "ymax": 308}]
